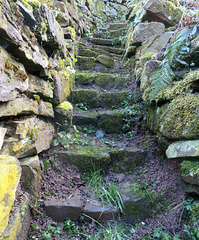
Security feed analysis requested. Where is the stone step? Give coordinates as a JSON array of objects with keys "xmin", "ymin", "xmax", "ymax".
[
  {"xmin": 78, "ymin": 43, "xmax": 121, "ymax": 60},
  {"xmin": 76, "ymin": 55, "xmax": 116, "ymax": 71},
  {"xmin": 75, "ymin": 72, "xmax": 132, "ymax": 90},
  {"xmin": 89, "ymin": 38, "xmax": 114, "ymax": 46},
  {"xmin": 73, "ymin": 109, "xmax": 125, "ymax": 133},
  {"xmin": 93, "ymin": 45, "xmax": 125, "ymax": 55},
  {"xmin": 70, "ymin": 89, "xmax": 130, "ymax": 109},
  {"xmin": 109, "ymin": 22, "xmax": 128, "ymax": 30},
  {"xmin": 55, "ymin": 145, "xmax": 111, "ymax": 173},
  {"xmin": 93, "ymin": 27, "xmax": 127, "ymax": 39},
  {"xmin": 44, "ymin": 194, "xmax": 117, "ymax": 222}
]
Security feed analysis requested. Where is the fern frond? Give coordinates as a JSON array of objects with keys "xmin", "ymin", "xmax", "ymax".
[{"xmin": 149, "ymin": 26, "xmax": 198, "ymax": 103}]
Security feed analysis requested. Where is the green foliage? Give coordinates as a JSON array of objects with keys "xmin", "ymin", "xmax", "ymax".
[
  {"xmin": 75, "ymin": 102, "xmax": 89, "ymax": 111},
  {"xmin": 150, "ymin": 26, "xmax": 198, "ymax": 103},
  {"xmin": 43, "ymin": 156, "xmax": 54, "ymax": 170},
  {"xmin": 52, "ymin": 131, "xmax": 90, "ymax": 149},
  {"xmin": 86, "ymin": 170, "xmax": 123, "ymax": 212},
  {"xmin": 41, "ymin": 222, "xmax": 61, "ymax": 239},
  {"xmin": 119, "ymin": 92, "xmax": 146, "ymax": 135}
]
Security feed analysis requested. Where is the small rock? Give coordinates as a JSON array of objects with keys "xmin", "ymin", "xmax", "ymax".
[{"xmin": 96, "ymin": 130, "xmax": 105, "ymax": 138}]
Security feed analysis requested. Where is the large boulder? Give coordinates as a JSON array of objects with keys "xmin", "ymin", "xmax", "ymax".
[
  {"xmin": 143, "ymin": 0, "xmax": 182, "ymax": 27},
  {"xmin": 129, "ymin": 22, "xmax": 165, "ymax": 46},
  {"xmin": 0, "ymin": 155, "xmax": 21, "ymax": 237},
  {"xmin": 0, "ymin": 117, "xmax": 54, "ymax": 158}
]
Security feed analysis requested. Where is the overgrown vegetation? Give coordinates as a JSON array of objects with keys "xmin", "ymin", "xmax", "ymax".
[{"xmin": 150, "ymin": 26, "xmax": 198, "ymax": 103}]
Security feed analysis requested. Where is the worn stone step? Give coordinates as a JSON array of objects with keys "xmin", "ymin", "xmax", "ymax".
[
  {"xmin": 101, "ymin": 91, "xmax": 130, "ymax": 109},
  {"xmin": 83, "ymin": 200, "xmax": 118, "ymax": 222},
  {"xmin": 93, "ymin": 27, "xmax": 127, "ymax": 40},
  {"xmin": 78, "ymin": 44, "xmax": 121, "ymax": 60},
  {"xmin": 89, "ymin": 38, "xmax": 114, "ymax": 46},
  {"xmin": 109, "ymin": 147, "xmax": 147, "ymax": 173},
  {"xmin": 75, "ymin": 72, "xmax": 131, "ymax": 90},
  {"xmin": 72, "ymin": 109, "xmax": 125, "ymax": 133},
  {"xmin": 109, "ymin": 22, "xmax": 128, "ymax": 30},
  {"xmin": 93, "ymin": 45, "xmax": 125, "ymax": 54},
  {"xmin": 70, "ymin": 89, "xmax": 100, "ymax": 108},
  {"xmin": 55, "ymin": 145, "xmax": 111, "ymax": 173},
  {"xmin": 73, "ymin": 108, "xmax": 97, "ymax": 126},
  {"xmin": 70, "ymin": 89, "xmax": 130, "ymax": 109}
]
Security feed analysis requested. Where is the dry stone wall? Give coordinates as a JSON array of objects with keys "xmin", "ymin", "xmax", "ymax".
[
  {"xmin": 0, "ymin": 0, "xmax": 125, "ymax": 238},
  {"xmin": 125, "ymin": 0, "xmax": 199, "ymax": 196}
]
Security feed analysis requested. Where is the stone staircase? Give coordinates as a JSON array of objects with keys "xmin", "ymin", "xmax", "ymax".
[{"xmin": 45, "ymin": 21, "xmax": 150, "ymax": 224}]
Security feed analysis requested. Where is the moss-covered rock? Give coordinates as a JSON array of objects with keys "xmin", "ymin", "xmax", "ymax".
[
  {"xmin": 97, "ymin": 110, "xmax": 124, "ymax": 133},
  {"xmin": 181, "ymin": 160, "xmax": 199, "ymax": 195},
  {"xmin": 71, "ymin": 89, "xmax": 99, "ymax": 108},
  {"xmin": 100, "ymin": 91, "xmax": 129, "ymax": 109},
  {"xmin": 157, "ymin": 93, "xmax": 199, "ymax": 139},
  {"xmin": 94, "ymin": 73, "xmax": 115, "ymax": 89},
  {"xmin": 78, "ymin": 44, "xmax": 98, "ymax": 58},
  {"xmin": 55, "ymin": 145, "xmax": 110, "ymax": 174},
  {"xmin": 110, "ymin": 147, "xmax": 147, "ymax": 173},
  {"xmin": 120, "ymin": 183, "xmax": 156, "ymax": 224},
  {"xmin": 0, "ymin": 155, "xmax": 21, "ymax": 237},
  {"xmin": 76, "ymin": 56, "xmax": 96, "ymax": 70},
  {"xmin": 155, "ymin": 70, "xmax": 199, "ymax": 105},
  {"xmin": 54, "ymin": 101, "xmax": 73, "ymax": 131},
  {"xmin": 96, "ymin": 55, "xmax": 115, "ymax": 68}
]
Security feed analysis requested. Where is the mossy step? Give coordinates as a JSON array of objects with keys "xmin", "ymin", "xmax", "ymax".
[
  {"xmin": 93, "ymin": 28, "xmax": 127, "ymax": 39},
  {"xmin": 75, "ymin": 72, "xmax": 132, "ymax": 90},
  {"xmin": 97, "ymin": 110, "xmax": 125, "ymax": 133},
  {"xmin": 69, "ymin": 89, "xmax": 100, "ymax": 108},
  {"xmin": 101, "ymin": 91, "xmax": 130, "ymax": 109},
  {"xmin": 55, "ymin": 145, "xmax": 111, "ymax": 174},
  {"xmin": 93, "ymin": 45, "xmax": 125, "ymax": 54},
  {"xmin": 76, "ymin": 56, "xmax": 114, "ymax": 72},
  {"xmin": 89, "ymin": 38, "xmax": 114, "ymax": 46},
  {"xmin": 109, "ymin": 147, "xmax": 147, "ymax": 173},
  {"xmin": 93, "ymin": 27, "xmax": 127, "ymax": 39},
  {"xmin": 72, "ymin": 109, "xmax": 125, "ymax": 133},
  {"xmin": 109, "ymin": 22, "xmax": 128, "ymax": 30},
  {"xmin": 70, "ymin": 89, "xmax": 130, "ymax": 109},
  {"xmin": 78, "ymin": 43, "xmax": 121, "ymax": 60}
]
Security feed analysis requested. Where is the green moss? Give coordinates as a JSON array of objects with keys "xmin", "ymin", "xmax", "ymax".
[
  {"xmin": 95, "ymin": 73, "xmax": 115, "ymax": 89},
  {"xmin": 66, "ymin": 27, "xmax": 76, "ymax": 40},
  {"xmin": 56, "ymin": 145, "xmax": 110, "ymax": 173},
  {"xmin": 125, "ymin": 46, "xmax": 136, "ymax": 57},
  {"xmin": 57, "ymin": 101, "xmax": 73, "ymax": 111},
  {"xmin": 181, "ymin": 161, "xmax": 199, "ymax": 176},
  {"xmin": 163, "ymin": 1, "xmax": 182, "ymax": 25},
  {"xmin": 155, "ymin": 70, "xmax": 199, "ymax": 104},
  {"xmin": 75, "ymin": 73, "xmax": 95, "ymax": 85},
  {"xmin": 5, "ymin": 59, "xmax": 28, "ymax": 81},
  {"xmin": 141, "ymin": 52, "xmax": 156, "ymax": 63},
  {"xmin": 97, "ymin": 110, "xmax": 124, "ymax": 133},
  {"xmin": 71, "ymin": 89, "xmax": 99, "ymax": 108},
  {"xmin": 158, "ymin": 93, "xmax": 199, "ymax": 139},
  {"xmin": 96, "ymin": 55, "xmax": 115, "ymax": 68},
  {"xmin": 101, "ymin": 91, "xmax": 129, "ymax": 109},
  {"xmin": 77, "ymin": 56, "xmax": 96, "ymax": 70},
  {"xmin": 46, "ymin": 102, "xmax": 52, "ymax": 108}
]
